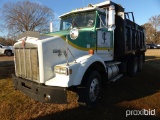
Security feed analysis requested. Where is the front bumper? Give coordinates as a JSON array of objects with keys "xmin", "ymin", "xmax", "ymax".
[{"xmin": 12, "ymin": 74, "xmax": 67, "ymax": 104}]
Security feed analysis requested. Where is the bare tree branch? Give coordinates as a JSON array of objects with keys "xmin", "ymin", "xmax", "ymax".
[
  {"xmin": 1, "ymin": 0, "xmax": 54, "ymax": 35},
  {"xmin": 143, "ymin": 15, "xmax": 160, "ymax": 44},
  {"xmin": 149, "ymin": 15, "xmax": 160, "ymax": 43}
]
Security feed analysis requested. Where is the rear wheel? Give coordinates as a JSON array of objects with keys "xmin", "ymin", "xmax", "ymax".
[
  {"xmin": 138, "ymin": 54, "xmax": 144, "ymax": 72},
  {"xmin": 127, "ymin": 55, "xmax": 138, "ymax": 76}
]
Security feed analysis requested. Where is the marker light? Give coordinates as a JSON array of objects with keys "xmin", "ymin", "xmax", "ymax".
[{"xmin": 89, "ymin": 49, "xmax": 94, "ymax": 55}]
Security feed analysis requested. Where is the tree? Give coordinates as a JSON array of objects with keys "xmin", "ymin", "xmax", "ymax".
[
  {"xmin": 142, "ymin": 23, "xmax": 156, "ymax": 44},
  {"xmin": 149, "ymin": 15, "xmax": 160, "ymax": 44},
  {"xmin": 1, "ymin": 0, "xmax": 54, "ymax": 35},
  {"xmin": 0, "ymin": 37, "xmax": 16, "ymax": 45},
  {"xmin": 143, "ymin": 15, "xmax": 160, "ymax": 44}
]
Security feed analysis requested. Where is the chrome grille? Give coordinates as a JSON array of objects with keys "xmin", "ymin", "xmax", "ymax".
[{"xmin": 15, "ymin": 48, "xmax": 39, "ymax": 82}]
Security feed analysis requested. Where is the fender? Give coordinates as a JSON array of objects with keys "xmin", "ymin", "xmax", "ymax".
[
  {"xmin": 4, "ymin": 49, "xmax": 12, "ymax": 53},
  {"xmin": 72, "ymin": 54, "xmax": 106, "ymax": 86}
]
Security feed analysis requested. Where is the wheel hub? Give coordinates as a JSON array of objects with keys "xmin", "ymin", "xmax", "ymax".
[{"xmin": 89, "ymin": 78, "xmax": 99, "ymax": 102}]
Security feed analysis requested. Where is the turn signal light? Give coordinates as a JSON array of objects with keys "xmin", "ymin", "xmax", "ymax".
[{"xmin": 89, "ymin": 49, "xmax": 94, "ymax": 55}]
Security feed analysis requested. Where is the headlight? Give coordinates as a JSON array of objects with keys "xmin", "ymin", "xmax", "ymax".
[
  {"xmin": 70, "ymin": 27, "xmax": 79, "ymax": 40},
  {"xmin": 54, "ymin": 66, "xmax": 68, "ymax": 75}
]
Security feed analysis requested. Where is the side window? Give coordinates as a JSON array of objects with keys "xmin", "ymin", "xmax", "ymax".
[
  {"xmin": 63, "ymin": 22, "xmax": 71, "ymax": 30},
  {"xmin": 100, "ymin": 14, "xmax": 106, "ymax": 28}
]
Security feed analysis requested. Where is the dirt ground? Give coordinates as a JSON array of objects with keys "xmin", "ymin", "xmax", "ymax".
[
  {"xmin": 0, "ymin": 55, "xmax": 14, "ymax": 62},
  {"xmin": 0, "ymin": 49, "xmax": 160, "ymax": 120}
]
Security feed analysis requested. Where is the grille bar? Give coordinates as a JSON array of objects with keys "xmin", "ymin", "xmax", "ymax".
[{"xmin": 15, "ymin": 48, "xmax": 39, "ymax": 82}]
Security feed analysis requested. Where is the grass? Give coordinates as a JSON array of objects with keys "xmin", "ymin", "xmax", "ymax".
[
  {"xmin": 0, "ymin": 49, "xmax": 160, "ymax": 120},
  {"xmin": 0, "ymin": 78, "xmax": 78, "ymax": 120}
]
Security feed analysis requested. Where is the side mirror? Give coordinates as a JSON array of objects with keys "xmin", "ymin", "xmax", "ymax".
[
  {"xmin": 0, "ymin": 46, "xmax": 2, "ymax": 48},
  {"xmin": 108, "ymin": 5, "xmax": 116, "ymax": 31}
]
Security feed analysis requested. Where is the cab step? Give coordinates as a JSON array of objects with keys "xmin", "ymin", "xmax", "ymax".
[{"xmin": 109, "ymin": 74, "xmax": 123, "ymax": 82}]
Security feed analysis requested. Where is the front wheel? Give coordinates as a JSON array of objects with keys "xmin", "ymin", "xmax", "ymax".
[
  {"xmin": 85, "ymin": 70, "xmax": 101, "ymax": 108},
  {"xmin": 6, "ymin": 51, "xmax": 12, "ymax": 56}
]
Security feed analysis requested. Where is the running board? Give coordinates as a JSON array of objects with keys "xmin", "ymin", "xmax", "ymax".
[{"xmin": 109, "ymin": 74, "xmax": 123, "ymax": 82}]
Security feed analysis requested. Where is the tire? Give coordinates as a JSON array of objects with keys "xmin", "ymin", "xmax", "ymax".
[
  {"xmin": 127, "ymin": 55, "xmax": 138, "ymax": 76},
  {"xmin": 85, "ymin": 70, "xmax": 101, "ymax": 108},
  {"xmin": 6, "ymin": 51, "xmax": 12, "ymax": 56},
  {"xmin": 138, "ymin": 54, "xmax": 143, "ymax": 72}
]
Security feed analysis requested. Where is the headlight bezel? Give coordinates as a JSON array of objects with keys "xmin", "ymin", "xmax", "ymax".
[
  {"xmin": 54, "ymin": 66, "xmax": 68, "ymax": 75},
  {"xmin": 70, "ymin": 27, "xmax": 79, "ymax": 40}
]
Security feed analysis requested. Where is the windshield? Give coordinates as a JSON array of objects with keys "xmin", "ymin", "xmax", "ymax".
[{"xmin": 60, "ymin": 12, "xmax": 95, "ymax": 30}]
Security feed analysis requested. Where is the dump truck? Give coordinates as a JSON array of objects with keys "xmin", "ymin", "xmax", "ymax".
[{"xmin": 12, "ymin": 1, "xmax": 146, "ymax": 107}]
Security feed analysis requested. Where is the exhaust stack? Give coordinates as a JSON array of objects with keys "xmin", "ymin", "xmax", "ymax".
[{"xmin": 50, "ymin": 21, "xmax": 53, "ymax": 32}]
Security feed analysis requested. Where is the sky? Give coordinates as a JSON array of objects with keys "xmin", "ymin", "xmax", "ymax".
[{"xmin": 0, "ymin": 0, "xmax": 160, "ymax": 36}]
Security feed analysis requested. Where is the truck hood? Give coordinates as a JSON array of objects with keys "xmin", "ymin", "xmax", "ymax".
[
  {"xmin": 13, "ymin": 30, "xmax": 90, "ymax": 83},
  {"xmin": 40, "ymin": 32, "xmax": 89, "ymax": 82},
  {"xmin": 1, "ymin": 45, "xmax": 13, "ymax": 50},
  {"xmin": 44, "ymin": 28, "xmax": 96, "ymax": 51}
]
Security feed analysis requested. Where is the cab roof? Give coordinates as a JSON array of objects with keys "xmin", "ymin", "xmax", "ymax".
[{"xmin": 59, "ymin": 1, "xmax": 114, "ymax": 18}]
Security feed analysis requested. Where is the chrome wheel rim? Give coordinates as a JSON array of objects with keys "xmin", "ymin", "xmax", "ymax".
[{"xmin": 89, "ymin": 78, "xmax": 99, "ymax": 102}]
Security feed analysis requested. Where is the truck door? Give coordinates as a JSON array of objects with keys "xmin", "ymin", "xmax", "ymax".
[{"xmin": 96, "ymin": 14, "xmax": 113, "ymax": 61}]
